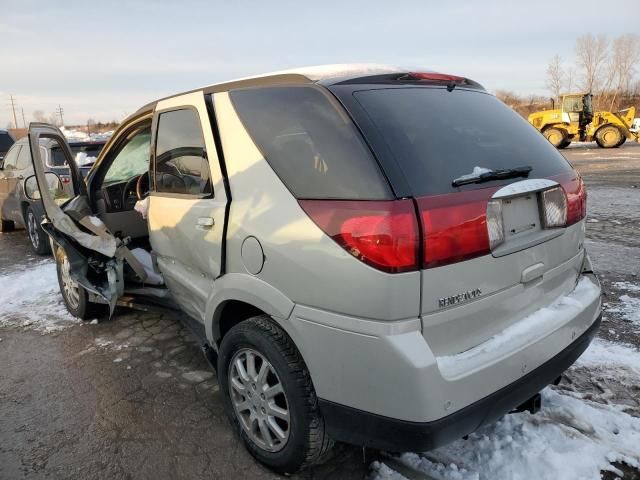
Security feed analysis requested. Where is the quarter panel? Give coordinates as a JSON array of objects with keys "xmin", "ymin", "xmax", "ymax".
[{"xmin": 213, "ymin": 92, "xmax": 420, "ymax": 321}]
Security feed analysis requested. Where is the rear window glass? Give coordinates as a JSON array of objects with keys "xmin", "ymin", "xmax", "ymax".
[
  {"xmin": 50, "ymin": 143, "xmax": 104, "ymax": 168},
  {"xmin": 229, "ymin": 86, "xmax": 391, "ymax": 200},
  {"xmin": 0, "ymin": 133, "xmax": 14, "ymax": 151},
  {"xmin": 352, "ymin": 87, "xmax": 572, "ymax": 196}
]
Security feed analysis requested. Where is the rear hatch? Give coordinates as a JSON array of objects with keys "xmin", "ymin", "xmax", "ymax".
[{"xmin": 332, "ymin": 79, "xmax": 587, "ymax": 356}]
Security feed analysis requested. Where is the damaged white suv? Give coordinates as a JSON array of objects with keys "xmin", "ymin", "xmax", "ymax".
[{"xmin": 25, "ymin": 65, "xmax": 601, "ymax": 474}]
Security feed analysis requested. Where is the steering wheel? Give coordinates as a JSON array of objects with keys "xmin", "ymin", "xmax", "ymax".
[{"xmin": 136, "ymin": 172, "xmax": 151, "ymax": 200}]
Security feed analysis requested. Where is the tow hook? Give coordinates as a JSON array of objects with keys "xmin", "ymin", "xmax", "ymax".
[{"xmin": 513, "ymin": 393, "xmax": 542, "ymax": 415}]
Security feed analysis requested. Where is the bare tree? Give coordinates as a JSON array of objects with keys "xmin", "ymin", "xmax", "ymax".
[
  {"xmin": 606, "ymin": 34, "xmax": 640, "ymax": 109},
  {"xmin": 566, "ymin": 67, "xmax": 576, "ymax": 92},
  {"xmin": 32, "ymin": 110, "xmax": 47, "ymax": 122},
  {"xmin": 575, "ymin": 33, "xmax": 609, "ymax": 94},
  {"xmin": 546, "ymin": 55, "xmax": 565, "ymax": 104}
]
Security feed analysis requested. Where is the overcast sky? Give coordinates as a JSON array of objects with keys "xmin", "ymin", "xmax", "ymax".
[{"xmin": 1, "ymin": 0, "xmax": 637, "ymax": 127}]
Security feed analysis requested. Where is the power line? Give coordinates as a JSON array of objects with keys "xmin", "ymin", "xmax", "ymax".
[
  {"xmin": 56, "ymin": 104, "xmax": 64, "ymax": 126},
  {"xmin": 21, "ymin": 108, "xmax": 26, "ymax": 129},
  {"xmin": 9, "ymin": 95, "xmax": 18, "ymax": 129}
]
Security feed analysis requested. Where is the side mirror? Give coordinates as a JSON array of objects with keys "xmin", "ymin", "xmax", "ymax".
[{"xmin": 24, "ymin": 172, "xmax": 68, "ymax": 203}]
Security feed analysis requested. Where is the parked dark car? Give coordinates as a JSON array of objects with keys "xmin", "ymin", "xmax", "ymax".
[
  {"xmin": 0, "ymin": 136, "xmax": 105, "ymax": 254},
  {"xmin": 0, "ymin": 129, "xmax": 15, "ymax": 163}
]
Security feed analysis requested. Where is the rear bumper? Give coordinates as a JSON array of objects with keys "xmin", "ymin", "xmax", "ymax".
[{"xmin": 319, "ymin": 313, "xmax": 601, "ymax": 452}]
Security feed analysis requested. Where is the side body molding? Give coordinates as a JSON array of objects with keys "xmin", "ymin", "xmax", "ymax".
[{"xmin": 205, "ymin": 273, "xmax": 295, "ymax": 345}]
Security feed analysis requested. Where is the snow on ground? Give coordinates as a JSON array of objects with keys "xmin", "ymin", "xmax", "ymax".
[
  {"xmin": 0, "ymin": 261, "xmax": 81, "ymax": 333},
  {"xmin": 60, "ymin": 126, "xmax": 113, "ymax": 142},
  {"xmin": 372, "ymin": 334, "xmax": 640, "ymax": 480},
  {"xmin": 606, "ymin": 281, "xmax": 640, "ymax": 327}
]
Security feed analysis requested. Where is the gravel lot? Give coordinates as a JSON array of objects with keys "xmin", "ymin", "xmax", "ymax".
[{"xmin": 1, "ymin": 142, "xmax": 639, "ymax": 480}]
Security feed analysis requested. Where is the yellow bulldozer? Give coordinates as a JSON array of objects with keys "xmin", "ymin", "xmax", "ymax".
[{"xmin": 528, "ymin": 93, "xmax": 639, "ymax": 149}]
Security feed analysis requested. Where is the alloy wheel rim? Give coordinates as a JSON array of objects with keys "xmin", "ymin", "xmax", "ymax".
[
  {"xmin": 60, "ymin": 255, "xmax": 80, "ymax": 309},
  {"xmin": 228, "ymin": 348, "xmax": 290, "ymax": 452},
  {"xmin": 27, "ymin": 212, "xmax": 39, "ymax": 249}
]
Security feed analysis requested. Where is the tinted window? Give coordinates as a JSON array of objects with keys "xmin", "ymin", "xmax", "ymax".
[
  {"xmin": 2, "ymin": 145, "xmax": 20, "ymax": 169},
  {"xmin": 352, "ymin": 87, "xmax": 572, "ymax": 196},
  {"xmin": 155, "ymin": 109, "xmax": 211, "ymax": 196},
  {"xmin": 230, "ymin": 86, "xmax": 391, "ymax": 200},
  {"xmin": 51, "ymin": 143, "xmax": 104, "ymax": 168},
  {"xmin": 104, "ymin": 129, "xmax": 151, "ymax": 184},
  {"xmin": 0, "ymin": 133, "xmax": 14, "ymax": 152}
]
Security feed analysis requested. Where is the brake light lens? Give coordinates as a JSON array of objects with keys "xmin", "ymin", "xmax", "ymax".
[
  {"xmin": 564, "ymin": 175, "xmax": 587, "ymax": 226},
  {"xmin": 60, "ymin": 175, "xmax": 71, "ymax": 184},
  {"xmin": 416, "ymin": 190, "xmax": 494, "ymax": 269},
  {"xmin": 408, "ymin": 72, "xmax": 465, "ymax": 82},
  {"xmin": 299, "ymin": 199, "xmax": 419, "ymax": 273}
]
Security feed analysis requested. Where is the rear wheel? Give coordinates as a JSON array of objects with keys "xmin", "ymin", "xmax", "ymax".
[
  {"xmin": 218, "ymin": 316, "xmax": 333, "ymax": 474},
  {"xmin": 615, "ymin": 136, "xmax": 627, "ymax": 148},
  {"xmin": 543, "ymin": 127, "xmax": 568, "ymax": 148},
  {"xmin": 0, "ymin": 219, "xmax": 14, "ymax": 232},
  {"xmin": 25, "ymin": 206, "xmax": 51, "ymax": 255},
  {"xmin": 595, "ymin": 125, "xmax": 623, "ymax": 148},
  {"xmin": 55, "ymin": 247, "xmax": 105, "ymax": 320}
]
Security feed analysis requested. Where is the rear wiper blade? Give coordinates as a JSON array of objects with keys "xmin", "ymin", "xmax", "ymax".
[{"xmin": 452, "ymin": 166, "xmax": 532, "ymax": 187}]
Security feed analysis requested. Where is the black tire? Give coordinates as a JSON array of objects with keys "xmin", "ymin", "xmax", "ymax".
[
  {"xmin": 558, "ymin": 139, "xmax": 572, "ymax": 149},
  {"xmin": 595, "ymin": 125, "xmax": 623, "ymax": 148},
  {"xmin": 218, "ymin": 316, "xmax": 333, "ymax": 474},
  {"xmin": 54, "ymin": 247, "xmax": 106, "ymax": 320},
  {"xmin": 543, "ymin": 127, "xmax": 568, "ymax": 148},
  {"xmin": 25, "ymin": 206, "xmax": 51, "ymax": 255},
  {"xmin": 615, "ymin": 136, "xmax": 627, "ymax": 148},
  {"xmin": 0, "ymin": 219, "xmax": 14, "ymax": 232}
]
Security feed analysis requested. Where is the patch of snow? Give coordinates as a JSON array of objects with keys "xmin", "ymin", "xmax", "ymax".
[
  {"xmin": 374, "ymin": 387, "xmax": 640, "ymax": 480},
  {"xmin": 606, "ymin": 294, "xmax": 640, "ymax": 326},
  {"xmin": 370, "ymin": 462, "xmax": 410, "ymax": 480},
  {"xmin": 578, "ymin": 338, "xmax": 640, "ymax": 376},
  {"xmin": 182, "ymin": 371, "xmax": 214, "ymax": 383},
  {"xmin": 0, "ymin": 261, "xmax": 81, "ymax": 333},
  {"xmin": 453, "ymin": 166, "xmax": 493, "ymax": 183},
  {"xmin": 438, "ymin": 277, "xmax": 600, "ymax": 378},
  {"xmin": 612, "ymin": 281, "xmax": 640, "ymax": 293},
  {"xmin": 89, "ymin": 319, "xmax": 98, "ymax": 325}
]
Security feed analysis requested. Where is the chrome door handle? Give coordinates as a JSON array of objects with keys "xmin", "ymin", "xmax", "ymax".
[{"xmin": 197, "ymin": 217, "xmax": 215, "ymax": 228}]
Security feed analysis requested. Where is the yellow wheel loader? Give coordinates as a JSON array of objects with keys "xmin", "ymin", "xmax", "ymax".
[{"xmin": 528, "ymin": 93, "xmax": 639, "ymax": 149}]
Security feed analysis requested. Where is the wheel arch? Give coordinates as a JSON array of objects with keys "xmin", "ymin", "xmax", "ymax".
[{"xmin": 205, "ymin": 273, "xmax": 295, "ymax": 346}]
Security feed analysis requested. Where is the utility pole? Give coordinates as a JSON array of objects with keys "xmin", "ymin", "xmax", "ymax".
[
  {"xmin": 9, "ymin": 95, "xmax": 18, "ymax": 129},
  {"xmin": 56, "ymin": 104, "xmax": 64, "ymax": 126},
  {"xmin": 21, "ymin": 108, "xmax": 26, "ymax": 129}
]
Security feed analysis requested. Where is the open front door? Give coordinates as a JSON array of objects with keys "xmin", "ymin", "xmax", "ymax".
[{"xmin": 27, "ymin": 123, "xmax": 130, "ymax": 315}]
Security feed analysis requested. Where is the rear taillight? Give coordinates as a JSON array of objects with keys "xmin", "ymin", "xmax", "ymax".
[
  {"xmin": 300, "ymin": 172, "xmax": 586, "ymax": 273},
  {"xmin": 60, "ymin": 175, "xmax": 71, "ymax": 184},
  {"xmin": 299, "ymin": 199, "xmax": 419, "ymax": 273},
  {"xmin": 560, "ymin": 174, "xmax": 587, "ymax": 225},
  {"xmin": 416, "ymin": 190, "xmax": 494, "ymax": 269}
]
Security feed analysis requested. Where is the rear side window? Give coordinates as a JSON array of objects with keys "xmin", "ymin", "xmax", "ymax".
[
  {"xmin": 229, "ymin": 86, "xmax": 391, "ymax": 200},
  {"xmin": 155, "ymin": 109, "xmax": 211, "ymax": 196},
  {"xmin": 0, "ymin": 133, "xmax": 14, "ymax": 152},
  {"xmin": 2, "ymin": 145, "xmax": 20, "ymax": 169},
  {"xmin": 51, "ymin": 143, "xmax": 104, "ymax": 168},
  {"xmin": 351, "ymin": 87, "xmax": 572, "ymax": 196}
]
